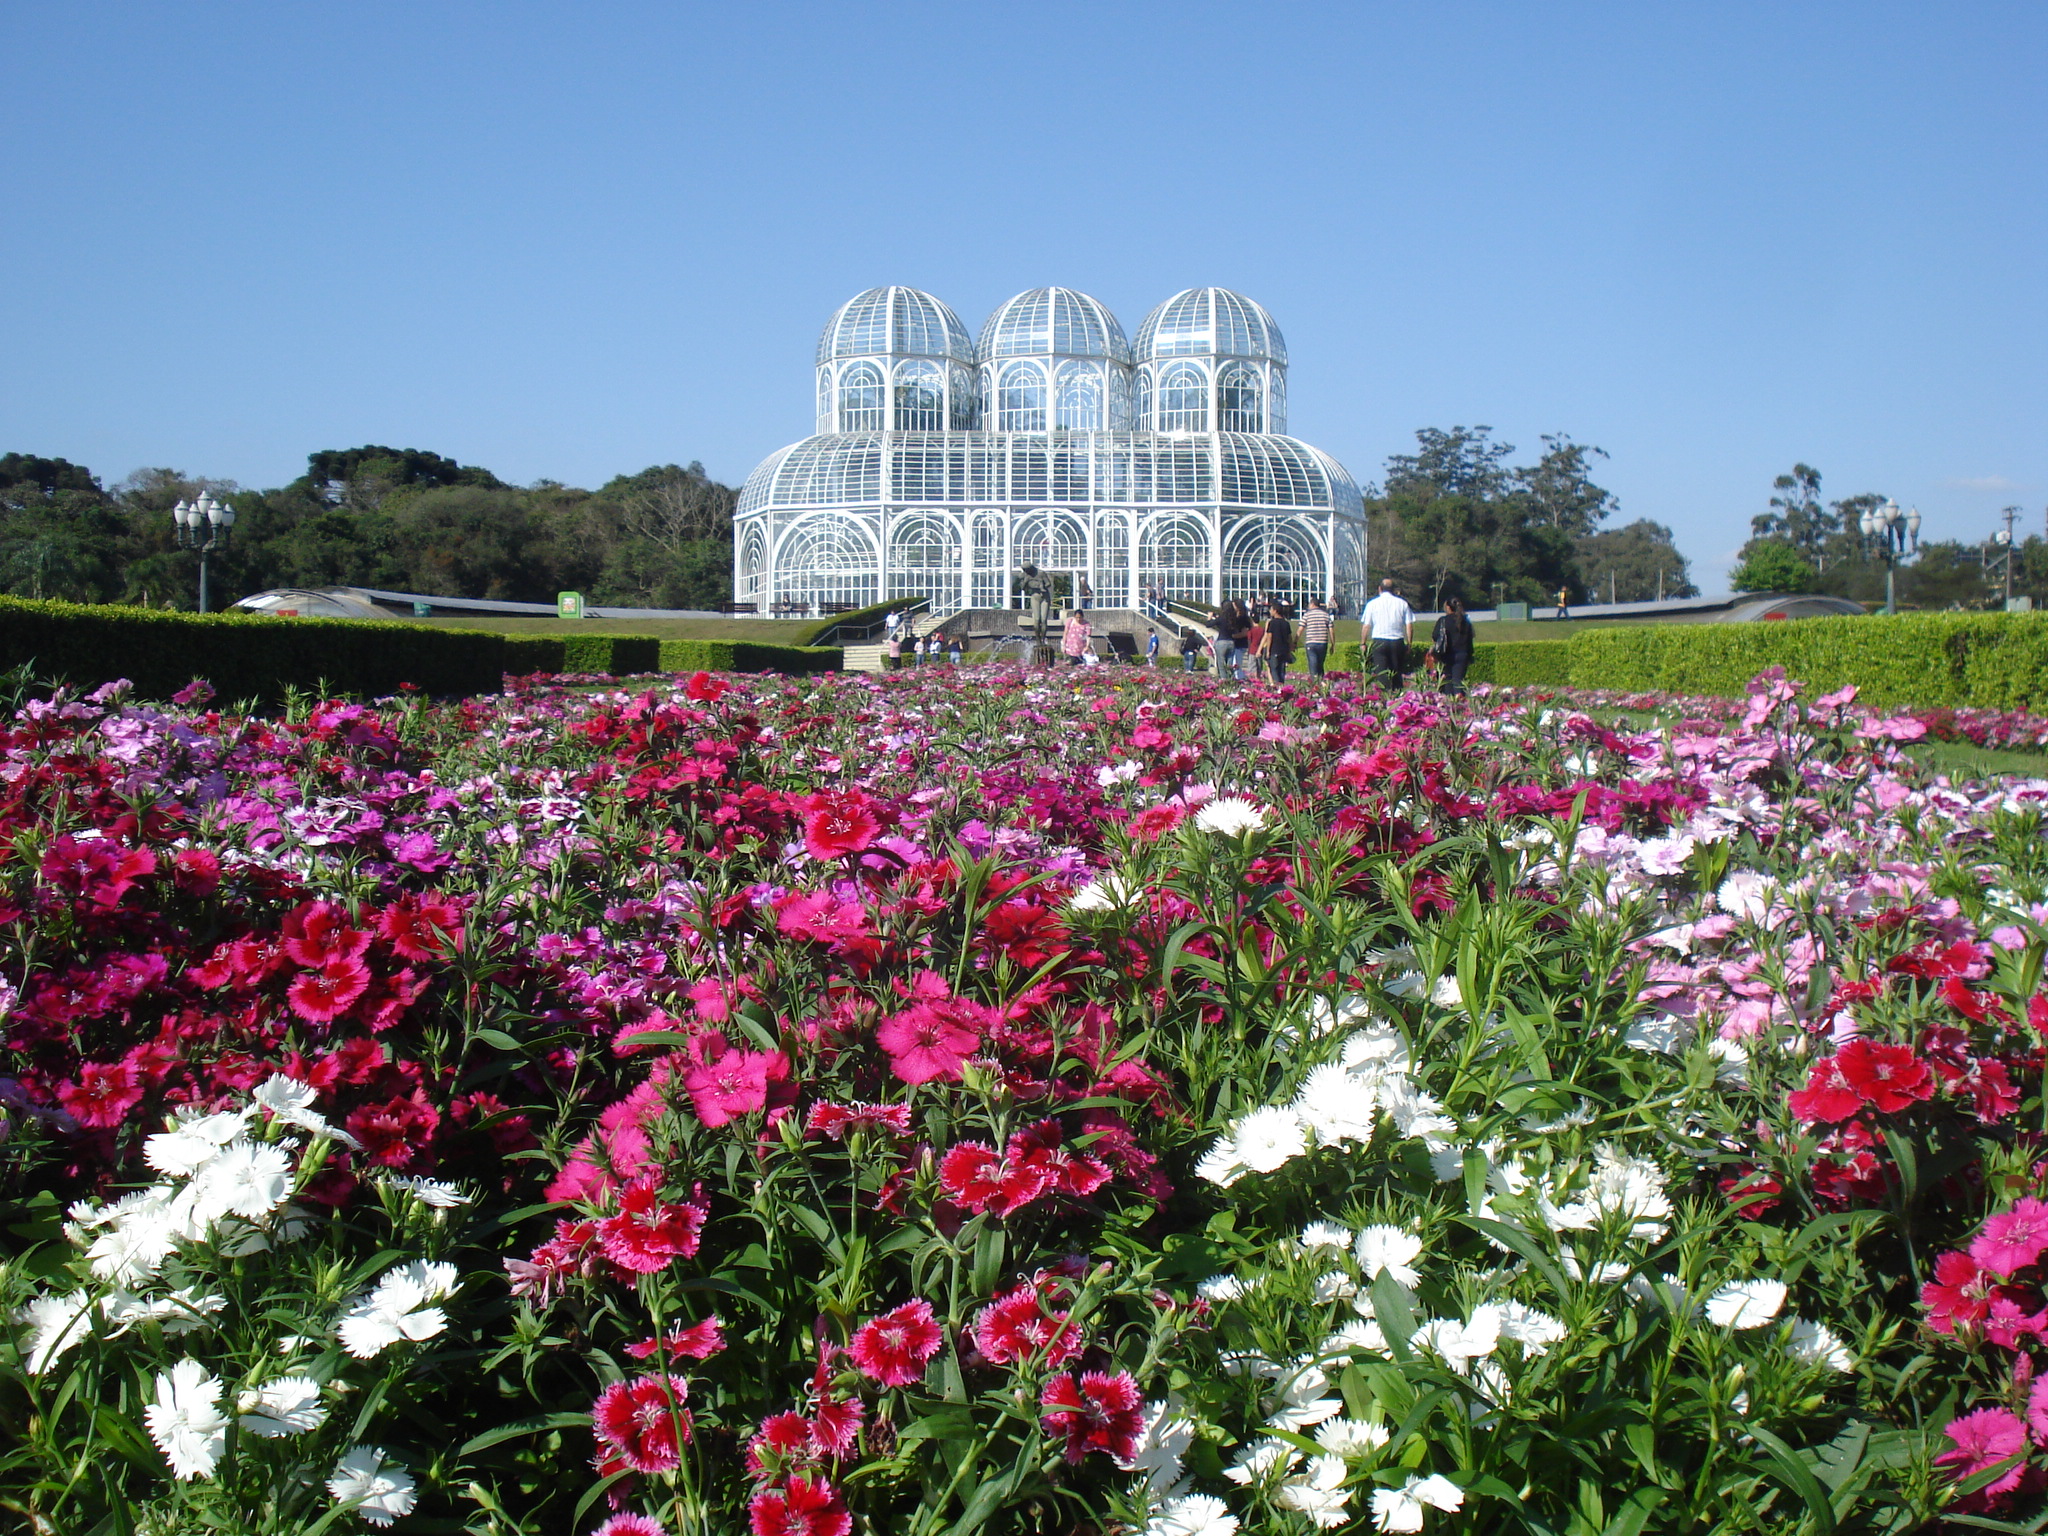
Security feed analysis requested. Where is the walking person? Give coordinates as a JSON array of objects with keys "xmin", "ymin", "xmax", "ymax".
[
  {"xmin": 1554, "ymin": 585, "xmax": 1572, "ymax": 622},
  {"xmin": 1180, "ymin": 626, "xmax": 1199, "ymax": 673},
  {"xmin": 1258, "ymin": 604, "xmax": 1294, "ymax": 684},
  {"xmin": 886, "ymin": 625, "xmax": 905, "ymax": 672},
  {"xmin": 1299, "ymin": 596, "xmax": 1333, "ymax": 679},
  {"xmin": 1362, "ymin": 579, "xmax": 1414, "ymax": 691},
  {"xmin": 1429, "ymin": 596, "xmax": 1476, "ymax": 695},
  {"xmin": 1145, "ymin": 628, "xmax": 1160, "ymax": 666}
]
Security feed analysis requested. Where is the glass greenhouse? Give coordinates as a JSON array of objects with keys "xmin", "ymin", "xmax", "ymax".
[{"xmin": 736, "ymin": 286, "xmax": 1366, "ymax": 617}]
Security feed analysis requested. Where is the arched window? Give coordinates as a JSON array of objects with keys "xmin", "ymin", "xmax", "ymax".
[
  {"xmin": 738, "ymin": 524, "xmax": 768, "ymax": 603},
  {"xmin": 1159, "ymin": 362, "xmax": 1208, "ymax": 433},
  {"xmin": 1108, "ymin": 368, "xmax": 1134, "ymax": 431},
  {"xmin": 1055, "ymin": 363, "xmax": 1102, "ymax": 431},
  {"xmin": 1224, "ymin": 514, "xmax": 1324, "ymax": 612},
  {"xmin": 950, "ymin": 365, "xmax": 978, "ymax": 429},
  {"xmin": 893, "ymin": 361, "xmax": 944, "ymax": 432},
  {"xmin": 1268, "ymin": 370, "xmax": 1288, "ymax": 435},
  {"xmin": 1217, "ymin": 362, "xmax": 1264, "ymax": 432},
  {"xmin": 888, "ymin": 512, "xmax": 962, "ymax": 613},
  {"xmin": 838, "ymin": 363, "xmax": 885, "ymax": 432},
  {"xmin": 970, "ymin": 510, "xmax": 1008, "ymax": 608},
  {"xmin": 998, "ymin": 362, "xmax": 1047, "ymax": 433},
  {"xmin": 1140, "ymin": 513, "xmax": 1212, "ymax": 607},
  {"xmin": 776, "ymin": 513, "xmax": 879, "ymax": 612},
  {"xmin": 1134, "ymin": 369, "xmax": 1154, "ymax": 431},
  {"xmin": 1093, "ymin": 509, "xmax": 1133, "ymax": 606},
  {"xmin": 1013, "ymin": 509, "xmax": 1087, "ymax": 573},
  {"xmin": 816, "ymin": 372, "xmax": 834, "ymax": 435}
]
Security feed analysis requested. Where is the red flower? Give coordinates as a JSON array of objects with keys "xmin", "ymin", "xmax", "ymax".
[
  {"xmin": 171, "ymin": 847, "xmax": 221, "ymax": 897},
  {"xmin": 593, "ymin": 1516, "xmax": 666, "ymax": 1536},
  {"xmin": 745, "ymin": 1412, "xmax": 819, "ymax": 1478},
  {"xmin": 805, "ymin": 1102, "xmax": 913, "ymax": 1140},
  {"xmin": 598, "ymin": 1178, "xmax": 708, "ymax": 1273},
  {"xmin": 626, "ymin": 1317, "xmax": 727, "ymax": 1362},
  {"xmin": 505, "ymin": 1218, "xmax": 603, "ymax": 1302},
  {"xmin": 847, "ymin": 1298, "xmax": 943, "ymax": 1388},
  {"xmin": 972, "ymin": 1281, "xmax": 1085, "ymax": 1368},
  {"xmin": 2030, "ymin": 995, "xmax": 2048, "ymax": 1038},
  {"xmin": 55, "ymin": 1059, "xmax": 145, "ymax": 1129},
  {"xmin": 1923, "ymin": 1250, "xmax": 1995, "ymax": 1334},
  {"xmin": 1936, "ymin": 1407, "xmax": 2028, "ymax": 1497},
  {"xmin": 1787, "ymin": 1055, "xmax": 1861, "ymax": 1124},
  {"xmin": 685, "ymin": 1048, "xmax": 787, "ymax": 1127},
  {"xmin": 344, "ymin": 1091, "xmax": 440, "ymax": 1169},
  {"xmin": 1038, "ymin": 1369, "xmax": 1145, "ymax": 1463},
  {"xmin": 1835, "ymin": 1038, "xmax": 1934, "ymax": 1114},
  {"xmin": 802, "ymin": 792, "xmax": 881, "ymax": 861},
  {"xmin": 592, "ymin": 1373, "xmax": 692, "ymax": 1474},
  {"xmin": 280, "ymin": 901, "xmax": 373, "ymax": 966},
  {"xmin": 1974, "ymin": 1199, "xmax": 2048, "ymax": 1278},
  {"xmin": 808, "ymin": 1396, "xmax": 864, "ymax": 1457},
  {"xmin": 685, "ymin": 670, "xmax": 727, "ymax": 702},
  {"xmin": 378, "ymin": 895, "xmax": 464, "ymax": 961},
  {"xmin": 1127, "ymin": 803, "xmax": 1189, "ymax": 842},
  {"xmin": 286, "ymin": 957, "xmax": 373, "ymax": 1024},
  {"xmin": 876, "ymin": 1001, "xmax": 981, "ymax": 1086},
  {"xmin": 41, "ymin": 835, "xmax": 155, "ymax": 907},
  {"xmin": 748, "ymin": 1475, "xmax": 850, "ymax": 1536},
  {"xmin": 1008, "ymin": 1119, "xmax": 1111, "ymax": 1198},
  {"xmin": 937, "ymin": 1141, "xmax": 1055, "ymax": 1217}
]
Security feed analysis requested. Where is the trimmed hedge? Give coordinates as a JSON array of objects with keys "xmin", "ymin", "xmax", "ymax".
[
  {"xmin": 796, "ymin": 597, "xmax": 922, "ymax": 645},
  {"xmin": 658, "ymin": 640, "xmax": 843, "ymax": 676},
  {"xmin": 1486, "ymin": 640, "xmax": 1573, "ymax": 687},
  {"xmin": 0, "ymin": 598, "xmax": 504, "ymax": 702},
  {"xmin": 1566, "ymin": 612, "xmax": 2048, "ymax": 711}
]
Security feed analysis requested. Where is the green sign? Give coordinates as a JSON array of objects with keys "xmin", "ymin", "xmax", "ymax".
[
  {"xmin": 412, "ymin": 602, "xmax": 433, "ymax": 617},
  {"xmin": 557, "ymin": 591, "xmax": 584, "ymax": 619}
]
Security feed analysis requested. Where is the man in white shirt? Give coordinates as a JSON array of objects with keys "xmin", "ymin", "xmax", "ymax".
[{"xmin": 1361, "ymin": 579, "xmax": 1414, "ymax": 691}]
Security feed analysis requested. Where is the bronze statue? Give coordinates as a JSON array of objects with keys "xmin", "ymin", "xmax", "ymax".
[{"xmin": 1015, "ymin": 564, "xmax": 1055, "ymax": 654}]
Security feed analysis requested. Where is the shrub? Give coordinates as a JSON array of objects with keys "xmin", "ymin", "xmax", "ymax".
[
  {"xmin": 1486, "ymin": 639, "xmax": 1573, "ymax": 687},
  {"xmin": 1568, "ymin": 611, "xmax": 2048, "ymax": 710},
  {"xmin": 501, "ymin": 635, "xmax": 566, "ymax": 675},
  {"xmin": 657, "ymin": 639, "xmax": 842, "ymax": 675},
  {"xmin": 0, "ymin": 597, "xmax": 504, "ymax": 701}
]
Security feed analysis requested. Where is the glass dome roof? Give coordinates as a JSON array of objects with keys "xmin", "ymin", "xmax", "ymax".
[
  {"xmin": 816, "ymin": 287, "xmax": 975, "ymax": 365},
  {"xmin": 978, "ymin": 287, "xmax": 1132, "ymax": 363},
  {"xmin": 1134, "ymin": 288, "xmax": 1288, "ymax": 365}
]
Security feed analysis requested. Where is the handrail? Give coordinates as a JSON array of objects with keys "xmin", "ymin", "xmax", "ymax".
[{"xmin": 811, "ymin": 597, "xmax": 931, "ymax": 649}]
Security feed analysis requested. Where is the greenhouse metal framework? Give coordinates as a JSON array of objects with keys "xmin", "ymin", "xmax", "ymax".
[{"xmin": 734, "ymin": 286, "xmax": 1366, "ymax": 618}]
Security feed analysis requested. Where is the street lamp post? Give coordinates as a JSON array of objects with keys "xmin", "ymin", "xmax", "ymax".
[
  {"xmin": 172, "ymin": 493, "xmax": 237, "ymax": 613},
  {"xmin": 1858, "ymin": 499, "xmax": 1920, "ymax": 616},
  {"xmin": 1991, "ymin": 506, "xmax": 2019, "ymax": 607}
]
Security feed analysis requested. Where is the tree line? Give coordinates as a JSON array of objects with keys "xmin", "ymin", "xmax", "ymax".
[
  {"xmin": 1732, "ymin": 463, "xmax": 2048, "ymax": 609},
  {"xmin": 0, "ymin": 449, "xmax": 739, "ymax": 611},
  {"xmin": 1363, "ymin": 427, "xmax": 1697, "ymax": 608}
]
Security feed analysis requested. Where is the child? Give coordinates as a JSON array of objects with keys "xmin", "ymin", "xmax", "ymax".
[{"xmin": 1144, "ymin": 628, "xmax": 1159, "ymax": 666}]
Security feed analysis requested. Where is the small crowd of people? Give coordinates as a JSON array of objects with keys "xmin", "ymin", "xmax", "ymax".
[
  {"xmin": 1359, "ymin": 578, "xmax": 1474, "ymax": 694},
  {"xmin": 882, "ymin": 610, "xmax": 963, "ymax": 668}
]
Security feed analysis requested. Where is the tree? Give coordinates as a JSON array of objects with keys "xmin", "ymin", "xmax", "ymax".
[
  {"xmin": 1382, "ymin": 426, "xmax": 1516, "ymax": 500},
  {"xmin": 1573, "ymin": 519, "xmax": 1697, "ymax": 602},
  {"xmin": 0, "ymin": 454, "xmax": 103, "ymax": 497},
  {"xmin": 1749, "ymin": 464, "xmax": 1839, "ymax": 564},
  {"xmin": 1730, "ymin": 540, "xmax": 1817, "ymax": 593},
  {"xmin": 1515, "ymin": 434, "xmax": 1618, "ymax": 537}
]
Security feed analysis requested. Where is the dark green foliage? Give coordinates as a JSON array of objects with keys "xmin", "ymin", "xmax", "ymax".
[
  {"xmin": 1575, "ymin": 519, "xmax": 1698, "ymax": 601},
  {"xmin": 658, "ymin": 640, "xmax": 842, "ymax": 675},
  {"xmin": 0, "ymin": 597, "xmax": 505, "ymax": 701},
  {"xmin": 1568, "ymin": 611, "xmax": 2048, "ymax": 709},
  {"xmin": 1730, "ymin": 540, "xmax": 1819, "ymax": 593},
  {"xmin": 0, "ymin": 449, "xmax": 743, "ymax": 613},
  {"xmin": 501, "ymin": 636, "xmax": 566, "ymax": 674},
  {"xmin": 1484, "ymin": 640, "xmax": 1574, "ymax": 686}
]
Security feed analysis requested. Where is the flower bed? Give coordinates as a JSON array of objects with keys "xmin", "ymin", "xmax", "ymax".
[{"xmin": 2, "ymin": 666, "xmax": 2047, "ymax": 1533}]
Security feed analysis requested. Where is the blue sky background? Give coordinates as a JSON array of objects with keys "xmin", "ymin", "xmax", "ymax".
[{"xmin": 5, "ymin": 1, "xmax": 2044, "ymax": 587}]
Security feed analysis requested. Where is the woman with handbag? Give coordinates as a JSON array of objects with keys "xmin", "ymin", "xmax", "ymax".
[{"xmin": 1429, "ymin": 597, "xmax": 1475, "ymax": 695}]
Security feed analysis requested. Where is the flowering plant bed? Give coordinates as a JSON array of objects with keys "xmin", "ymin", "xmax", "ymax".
[{"xmin": 2, "ymin": 665, "xmax": 2046, "ymax": 1534}]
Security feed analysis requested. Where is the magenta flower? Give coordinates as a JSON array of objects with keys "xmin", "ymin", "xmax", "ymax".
[
  {"xmin": 1972, "ymin": 1198, "xmax": 2048, "ymax": 1278},
  {"xmin": 1938, "ymin": 1407, "xmax": 2029, "ymax": 1496},
  {"xmin": 875, "ymin": 1002, "xmax": 980, "ymax": 1086},
  {"xmin": 684, "ymin": 1048, "xmax": 786, "ymax": 1127},
  {"xmin": 592, "ymin": 1374, "xmax": 692, "ymax": 1474}
]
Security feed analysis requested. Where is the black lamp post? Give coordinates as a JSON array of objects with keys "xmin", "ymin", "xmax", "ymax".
[
  {"xmin": 1858, "ymin": 499, "xmax": 1920, "ymax": 616},
  {"xmin": 173, "ymin": 493, "xmax": 236, "ymax": 613}
]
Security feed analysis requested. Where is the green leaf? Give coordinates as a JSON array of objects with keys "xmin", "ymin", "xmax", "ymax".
[
  {"xmin": 1458, "ymin": 1214, "xmax": 1575, "ymax": 1303},
  {"xmin": 1746, "ymin": 1424, "xmax": 1838, "ymax": 1536},
  {"xmin": 1599, "ymin": 1487, "xmax": 1667, "ymax": 1536},
  {"xmin": 458, "ymin": 1410, "xmax": 591, "ymax": 1456}
]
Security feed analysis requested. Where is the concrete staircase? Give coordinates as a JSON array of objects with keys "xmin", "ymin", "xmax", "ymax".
[{"xmin": 842, "ymin": 642, "xmax": 887, "ymax": 674}]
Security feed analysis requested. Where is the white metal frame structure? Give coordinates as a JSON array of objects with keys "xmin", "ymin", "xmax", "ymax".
[{"xmin": 738, "ymin": 285, "xmax": 1365, "ymax": 618}]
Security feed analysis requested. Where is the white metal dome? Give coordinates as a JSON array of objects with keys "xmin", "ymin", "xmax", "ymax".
[
  {"xmin": 978, "ymin": 288, "xmax": 1132, "ymax": 363},
  {"xmin": 816, "ymin": 287, "xmax": 975, "ymax": 365},
  {"xmin": 1134, "ymin": 287, "xmax": 1288, "ymax": 365}
]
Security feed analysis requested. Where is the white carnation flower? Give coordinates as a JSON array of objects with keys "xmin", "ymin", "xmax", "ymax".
[
  {"xmin": 1354, "ymin": 1225, "xmax": 1422, "ymax": 1288},
  {"xmin": 1275, "ymin": 1453, "xmax": 1351, "ymax": 1527},
  {"xmin": 1705, "ymin": 1279, "xmax": 1787, "ymax": 1329},
  {"xmin": 1785, "ymin": 1317, "xmax": 1855, "ymax": 1372},
  {"xmin": 1231, "ymin": 1106, "xmax": 1308, "ymax": 1173},
  {"xmin": 238, "ymin": 1375, "xmax": 329, "ymax": 1436},
  {"xmin": 144, "ymin": 1359, "xmax": 228, "ymax": 1480},
  {"xmin": 328, "ymin": 1446, "xmax": 417, "ymax": 1527},
  {"xmin": 383, "ymin": 1175, "xmax": 471, "ymax": 1209},
  {"xmin": 1293, "ymin": 1063, "xmax": 1381, "ymax": 1146},
  {"xmin": 1297, "ymin": 1220, "xmax": 1354, "ymax": 1254},
  {"xmin": 1370, "ymin": 1473, "xmax": 1464, "ymax": 1531},
  {"xmin": 1194, "ymin": 797, "xmax": 1267, "ymax": 836},
  {"xmin": 1144, "ymin": 1492, "xmax": 1239, "ymax": 1536},
  {"xmin": 335, "ymin": 1260, "xmax": 459, "ymax": 1358},
  {"xmin": 18, "ymin": 1290, "xmax": 96, "ymax": 1373},
  {"xmin": 1315, "ymin": 1417, "xmax": 1390, "ymax": 1457},
  {"xmin": 252, "ymin": 1075, "xmax": 361, "ymax": 1148},
  {"xmin": 1193, "ymin": 1140, "xmax": 1251, "ymax": 1187},
  {"xmin": 144, "ymin": 1108, "xmax": 253, "ymax": 1178}
]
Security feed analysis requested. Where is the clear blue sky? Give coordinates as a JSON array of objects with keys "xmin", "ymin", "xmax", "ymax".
[{"xmin": 6, "ymin": 2, "xmax": 2044, "ymax": 586}]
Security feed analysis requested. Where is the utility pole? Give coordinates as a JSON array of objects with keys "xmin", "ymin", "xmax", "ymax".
[
  {"xmin": 1656, "ymin": 569, "xmax": 1664, "ymax": 602},
  {"xmin": 1608, "ymin": 570, "xmax": 1616, "ymax": 606},
  {"xmin": 1997, "ymin": 505, "xmax": 2019, "ymax": 606}
]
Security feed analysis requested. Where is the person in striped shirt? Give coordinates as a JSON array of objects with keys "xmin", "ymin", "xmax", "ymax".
[{"xmin": 1299, "ymin": 597, "xmax": 1334, "ymax": 678}]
